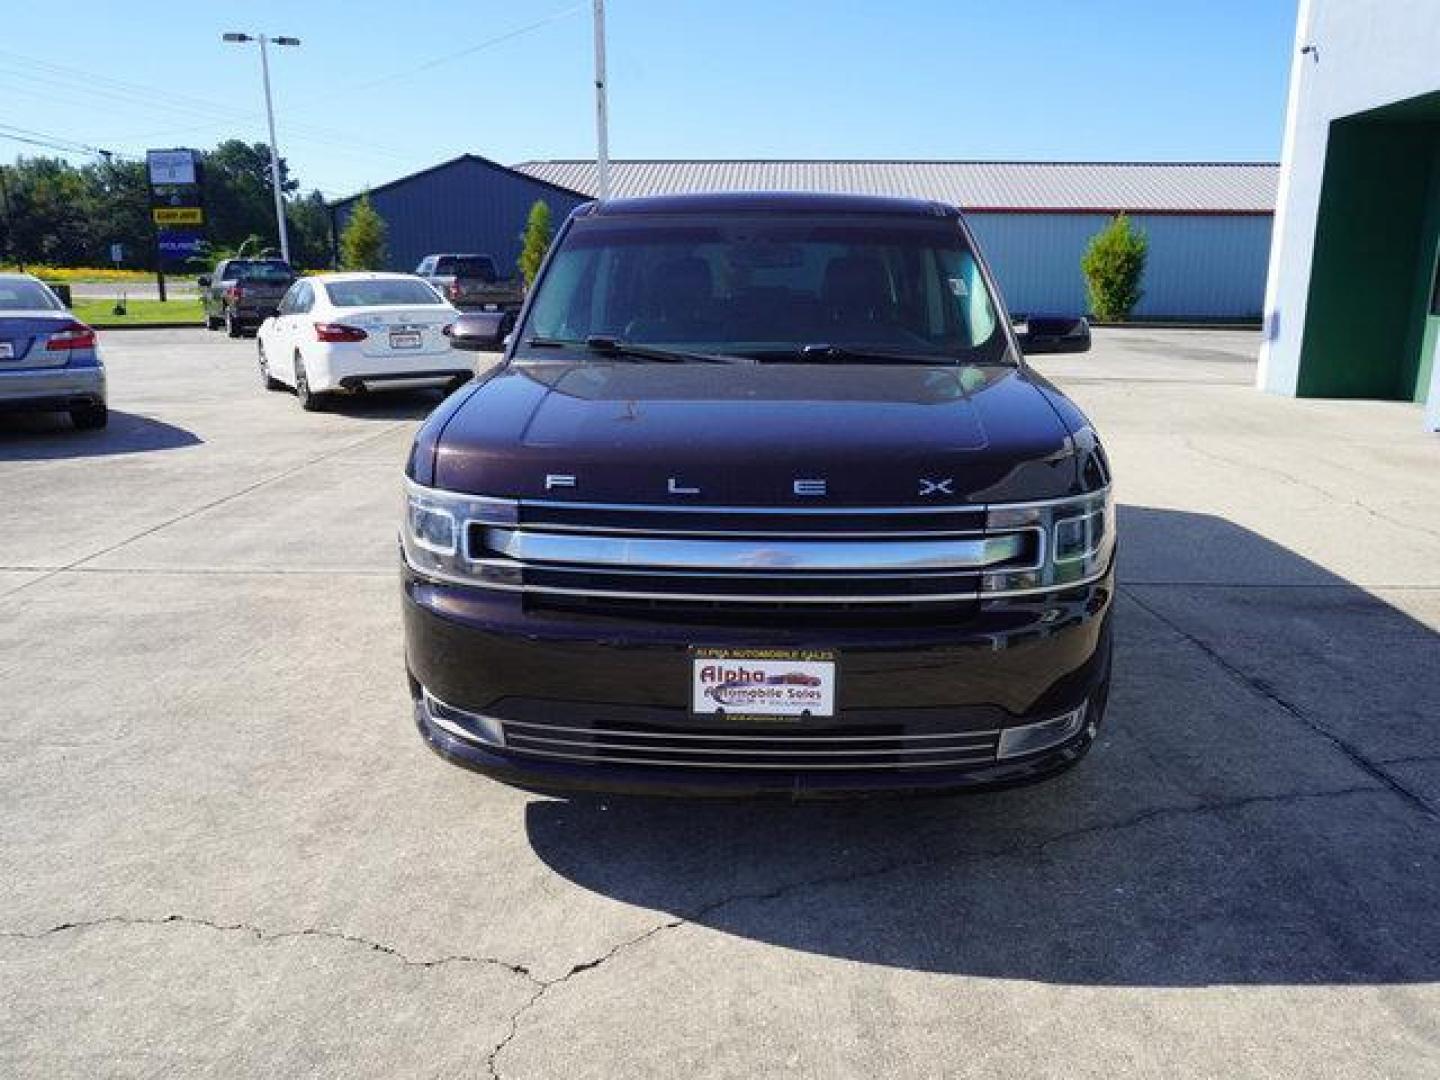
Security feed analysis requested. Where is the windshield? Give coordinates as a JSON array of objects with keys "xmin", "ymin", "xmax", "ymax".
[
  {"xmin": 0, "ymin": 278, "xmax": 64, "ymax": 311},
  {"xmin": 521, "ymin": 213, "xmax": 1008, "ymax": 363},
  {"xmin": 324, "ymin": 278, "xmax": 444, "ymax": 307},
  {"xmin": 234, "ymin": 261, "xmax": 294, "ymax": 284},
  {"xmin": 439, "ymin": 255, "xmax": 497, "ymax": 281}
]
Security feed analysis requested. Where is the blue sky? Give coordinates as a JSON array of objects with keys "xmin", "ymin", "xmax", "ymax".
[{"xmin": 1, "ymin": 0, "xmax": 1297, "ymax": 198}]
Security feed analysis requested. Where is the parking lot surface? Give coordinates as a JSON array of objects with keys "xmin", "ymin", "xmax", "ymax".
[{"xmin": 2, "ymin": 327, "xmax": 1439, "ymax": 1078}]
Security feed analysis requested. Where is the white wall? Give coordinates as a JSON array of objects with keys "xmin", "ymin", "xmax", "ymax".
[{"xmin": 1257, "ymin": 0, "xmax": 1440, "ymax": 396}]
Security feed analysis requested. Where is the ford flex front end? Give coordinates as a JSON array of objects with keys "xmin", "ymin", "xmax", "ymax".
[{"xmin": 400, "ymin": 193, "xmax": 1114, "ymax": 797}]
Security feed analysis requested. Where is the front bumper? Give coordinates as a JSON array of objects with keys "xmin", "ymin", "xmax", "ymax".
[
  {"xmin": 0, "ymin": 365, "xmax": 105, "ymax": 413},
  {"xmin": 402, "ymin": 564, "xmax": 1114, "ymax": 798}
]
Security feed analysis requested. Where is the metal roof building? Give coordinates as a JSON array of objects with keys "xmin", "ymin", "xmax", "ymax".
[
  {"xmin": 511, "ymin": 159, "xmax": 1277, "ymax": 214},
  {"xmin": 333, "ymin": 156, "xmax": 1278, "ymax": 319}
]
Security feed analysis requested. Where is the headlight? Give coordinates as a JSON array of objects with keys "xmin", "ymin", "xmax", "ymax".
[
  {"xmin": 980, "ymin": 487, "xmax": 1114, "ymax": 596},
  {"xmin": 401, "ymin": 479, "xmax": 518, "ymax": 584}
]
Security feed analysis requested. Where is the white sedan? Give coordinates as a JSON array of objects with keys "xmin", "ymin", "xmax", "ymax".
[{"xmin": 255, "ymin": 272, "xmax": 474, "ymax": 410}]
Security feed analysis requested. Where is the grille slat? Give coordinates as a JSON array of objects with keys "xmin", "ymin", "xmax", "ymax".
[
  {"xmin": 498, "ymin": 717, "xmax": 1001, "ymax": 771},
  {"xmin": 462, "ymin": 498, "xmax": 1034, "ymax": 610}
]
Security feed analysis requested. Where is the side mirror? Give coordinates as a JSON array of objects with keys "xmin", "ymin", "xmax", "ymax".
[
  {"xmin": 1017, "ymin": 315, "xmax": 1091, "ymax": 355},
  {"xmin": 197, "ymin": 275, "xmax": 212, "ymax": 287},
  {"xmin": 444, "ymin": 312, "xmax": 511, "ymax": 352}
]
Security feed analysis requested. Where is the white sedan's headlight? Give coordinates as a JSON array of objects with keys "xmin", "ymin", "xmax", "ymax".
[{"xmin": 401, "ymin": 479, "xmax": 518, "ymax": 583}]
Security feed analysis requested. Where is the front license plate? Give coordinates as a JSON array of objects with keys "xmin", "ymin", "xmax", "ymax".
[
  {"xmin": 691, "ymin": 647, "xmax": 837, "ymax": 720},
  {"xmin": 389, "ymin": 330, "xmax": 422, "ymax": 349},
  {"xmin": 0, "ymin": 342, "xmax": 13, "ymax": 359}
]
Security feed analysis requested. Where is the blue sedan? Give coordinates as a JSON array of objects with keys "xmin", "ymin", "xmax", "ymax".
[{"xmin": 0, "ymin": 273, "xmax": 107, "ymax": 430}]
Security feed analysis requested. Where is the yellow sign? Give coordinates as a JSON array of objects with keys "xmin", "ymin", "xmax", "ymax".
[{"xmin": 152, "ymin": 207, "xmax": 203, "ymax": 225}]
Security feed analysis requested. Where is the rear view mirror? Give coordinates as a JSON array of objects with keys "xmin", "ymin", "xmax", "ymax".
[
  {"xmin": 197, "ymin": 275, "xmax": 212, "ymax": 287},
  {"xmin": 1017, "ymin": 315, "xmax": 1091, "ymax": 355},
  {"xmin": 444, "ymin": 311, "xmax": 511, "ymax": 352}
]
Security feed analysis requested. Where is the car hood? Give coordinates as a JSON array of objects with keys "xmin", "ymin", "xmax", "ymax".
[{"xmin": 425, "ymin": 361, "xmax": 1080, "ymax": 505}]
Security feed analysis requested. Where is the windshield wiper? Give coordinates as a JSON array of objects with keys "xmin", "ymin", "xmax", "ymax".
[
  {"xmin": 792, "ymin": 343, "xmax": 963, "ymax": 365},
  {"xmin": 526, "ymin": 336, "xmax": 749, "ymax": 364}
]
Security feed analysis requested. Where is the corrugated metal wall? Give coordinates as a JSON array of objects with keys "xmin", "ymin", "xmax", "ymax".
[
  {"xmin": 333, "ymin": 159, "xmax": 1273, "ymax": 318},
  {"xmin": 331, "ymin": 159, "xmax": 587, "ymax": 275},
  {"xmin": 967, "ymin": 212, "xmax": 1273, "ymax": 319}
]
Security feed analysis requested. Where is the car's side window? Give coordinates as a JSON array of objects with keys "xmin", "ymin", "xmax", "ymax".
[
  {"xmin": 214, "ymin": 260, "xmax": 230, "ymax": 283},
  {"xmin": 435, "ymin": 256, "xmax": 453, "ymax": 275},
  {"xmin": 416, "ymin": 257, "xmax": 433, "ymax": 276},
  {"xmin": 293, "ymin": 282, "xmax": 313, "ymax": 314},
  {"xmin": 277, "ymin": 282, "xmax": 300, "ymax": 316}
]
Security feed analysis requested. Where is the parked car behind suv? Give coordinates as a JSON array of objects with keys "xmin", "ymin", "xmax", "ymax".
[
  {"xmin": 0, "ymin": 272, "xmax": 106, "ymax": 430},
  {"xmin": 199, "ymin": 258, "xmax": 296, "ymax": 337},
  {"xmin": 403, "ymin": 193, "xmax": 1111, "ymax": 797},
  {"xmin": 256, "ymin": 272, "xmax": 470, "ymax": 410},
  {"xmin": 414, "ymin": 253, "xmax": 524, "ymax": 313}
]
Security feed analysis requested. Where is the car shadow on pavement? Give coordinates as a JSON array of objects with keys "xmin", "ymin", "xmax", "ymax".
[
  {"xmin": 0, "ymin": 410, "xmax": 201, "ymax": 460},
  {"xmin": 314, "ymin": 388, "xmax": 455, "ymax": 421},
  {"xmin": 522, "ymin": 505, "xmax": 1440, "ymax": 987}
]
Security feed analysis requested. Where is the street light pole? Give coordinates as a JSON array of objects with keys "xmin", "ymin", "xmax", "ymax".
[
  {"xmin": 223, "ymin": 32, "xmax": 300, "ymax": 263},
  {"xmin": 592, "ymin": 0, "xmax": 610, "ymax": 200}
]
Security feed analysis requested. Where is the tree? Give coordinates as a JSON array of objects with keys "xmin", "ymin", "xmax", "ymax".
[
  {"xmin": 339, "ymin": 193, "xmax": 386, "ymax": 270},
  {"xmin": 201, "ymin": 140, "xmax": 296, "ymax": 257},
  {"xmin": 0, "ymin": 139, "xmax": 331, "ymax": 271},
  {"xmin": 287, "ymin": 191, "xmax": 335, "ymax": 270},
  {"xmin": 1080, "ymin": 213, "xmax": 1148, "ymax": 322},
  {"xmin": 518, "ymin": 200, "xmax": 553, "ymax": 287}
]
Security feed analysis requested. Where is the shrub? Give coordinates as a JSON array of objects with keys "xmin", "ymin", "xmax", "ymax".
[
  {"xmin": 1, "ymin": 264, "xmax": 154, "ymax": 283},
  {"xmin": 518, "ymin": 200, "xmax": 553, "ymax": 288},
  {"xmin": 1081, "ymin": 214, "xmax": 1148, "ymax": 322},
  {"xmin": 339, "ymin": 193, "xmax": 387, "ymax": 271}
]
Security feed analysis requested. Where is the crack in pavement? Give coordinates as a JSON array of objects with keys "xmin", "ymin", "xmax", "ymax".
[
  {"xmin": 2, "ymin": 784, "xmax": 1388, "ymax": 1078},
  {"xmin": 483, "ymin": 782, "xmax": 1386, "ymax": 1078},
  {"xmin": 0, "ymin": 913, "xmax": 538, "ymax": 980},
  {"xmin": 1180, "ymin": 437, "xmax": 1440, "ymax": 545},
  {"xmin": 1123, "ymin": 585, "xmax": 1438, "ymax": 819}
]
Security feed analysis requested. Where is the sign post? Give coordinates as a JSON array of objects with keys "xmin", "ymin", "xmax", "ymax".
[{"xmin": 146, "ymin": 149, "xmax": 205, "ymax": 303}]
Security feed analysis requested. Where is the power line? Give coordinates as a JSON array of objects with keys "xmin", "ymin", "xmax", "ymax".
[
  {"xmin": 0, "ymin": 121, "xmax": 120, "ymax": 159},
  {"xmin": 0, "ymin": 50, "xmax": 413, "ymax": 161},
  {"xmin": 311, "ymin": 3, "xmax": 586, "ymax": 99}
]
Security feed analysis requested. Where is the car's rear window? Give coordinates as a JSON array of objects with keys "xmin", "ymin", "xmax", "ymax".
[
  {"xmin": 450, "ymin": 256, "xmax": 497, "ymax": 281},
  {"xmin": 0, "ymin": 279, "xmax": 64, "ymax": 311},
  {"xmin": 231, "ymin": 261, "xmax": 294, "ymax": 283},
  {"xmin": 324, "ymin": 279, "xmax": 444, "ymax": 307}
]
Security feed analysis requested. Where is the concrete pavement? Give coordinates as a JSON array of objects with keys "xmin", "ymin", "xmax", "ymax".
[{"xmin": 1, "ymin": 328, "xmax": 1438, "ymax": 1077}]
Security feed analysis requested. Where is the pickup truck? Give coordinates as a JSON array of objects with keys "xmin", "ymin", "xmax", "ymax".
[
  {"xmin": 198, "ymin": 258, "xmax": 296, "ymax": 337},
  {"xmin": 402, "ymin": 192, "xmax": 1112, "ymax": 798},
  {"xmin": 414, "ymin": 253, "xmax": 524, "ymax": 313}
]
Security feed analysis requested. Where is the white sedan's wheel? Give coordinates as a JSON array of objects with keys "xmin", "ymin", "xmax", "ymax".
[{"xmin": 294, "ymin": 354, "xmax": 326, "ymax": 412}]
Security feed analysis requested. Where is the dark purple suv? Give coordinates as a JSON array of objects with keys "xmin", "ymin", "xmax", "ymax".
[{"xmin": 401, "ymin": 193, "xmax": 1113, "ymax": 797}]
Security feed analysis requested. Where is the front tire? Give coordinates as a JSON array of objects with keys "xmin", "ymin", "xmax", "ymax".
[
  {"xmin": 205, "ymin": 313, "xmax": 222, "ymax": 331},
  {"xmin": 294, "ymin": 355, "xmax": 326, "ymax": 412},
  {"xmin": 70, "ymin": 402, "xmax": 108, "ymax": 430}
]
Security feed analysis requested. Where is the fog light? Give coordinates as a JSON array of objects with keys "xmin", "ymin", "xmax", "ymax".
[
  {"xmin": 422, "ymin": 691, "xmax": 505, "ymax": 747},
  {"xmin": 996, "ymin": 703, "xmax": 1087, "ymax": 759}
]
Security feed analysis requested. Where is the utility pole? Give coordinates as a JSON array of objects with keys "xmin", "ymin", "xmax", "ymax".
[
  {"xmin": 223, "ymin": 32, "xmax": 299, "ymax": 263},
  {"xmin": 593, "ymin": 0, "xmax": 610, "ymax": 200}
]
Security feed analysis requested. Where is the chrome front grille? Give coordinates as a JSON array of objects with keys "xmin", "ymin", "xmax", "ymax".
[
  {"xmin": 501, "ymin": 717, "xmax": 1001, "ymax": 771},
  {"xmin": 460, "ymin": 499, "xmax": 1042, "ymax": 607}
]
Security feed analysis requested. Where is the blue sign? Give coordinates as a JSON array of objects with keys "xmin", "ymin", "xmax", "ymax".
[{"xmin": 158, "ymin": 232, "xmax": 204, "ymax": 260}]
